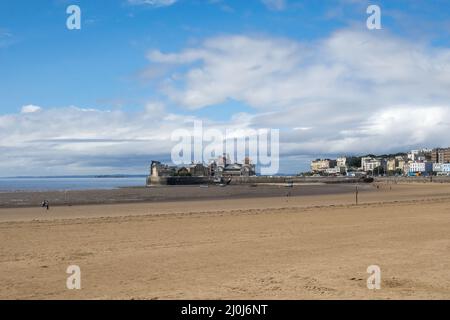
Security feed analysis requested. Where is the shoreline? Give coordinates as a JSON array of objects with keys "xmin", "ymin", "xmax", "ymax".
[
  {"xmin": 2, "ymin": 183, "xmax": 450, "ymax": 223},
  {"xmin": 0, "ymin": 183, "xmax": 364, "ymax": 209},
  {"xmin": 2, "ymin": 180, "xmax": 450, "ymax": 209}
]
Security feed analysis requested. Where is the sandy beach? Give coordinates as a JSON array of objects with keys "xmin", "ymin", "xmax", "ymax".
[{"xmin": 1, "ymin": 182, "xmax": 450, "ymax": 300}]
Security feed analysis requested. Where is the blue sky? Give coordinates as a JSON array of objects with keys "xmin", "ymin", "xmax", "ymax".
[
  {"xmin": 3, "ymin": 0, "xmax": 448, "ymax": 115},
  {"xmin": 1, "ymin": 0, "xmax": 351, "ymax": 113},
  {"xmin": 1, "ymin": 0, "xmax": 450, "ymax": 176}
]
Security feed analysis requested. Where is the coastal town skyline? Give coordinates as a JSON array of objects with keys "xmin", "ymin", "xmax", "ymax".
[{"xmin": 2, "ymin": 145, "xmax": 450, "ymax": 178}]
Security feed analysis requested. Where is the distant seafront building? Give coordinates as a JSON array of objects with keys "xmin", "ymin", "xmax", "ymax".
[
  {"xmin": 408, "ymin": 150, "xmax": 420, "ymax": 162},
  {"xmin": 407, "ymin": 162, "xmax": 433, "ymax": 176},
  {"xmin": 149, "ymin": 156, "xmax": 256, "ymax": 185},
  {"xmin": 386, "ymin": 156, "xmax": 405, "ymax": 173},
  {"xmin": 403, "ymin": 148, "xmax": 435, "ymax": 176},
  {"xmin": 433, "ymin": 163, "xmax": 450, "ymax": 174},
  {"xmin": 306, "ymin": 146, "xmax": 450, "ymax": 177},
  {"xmin": 190, "ymin": 163, "xmax": 209, "ymax": 177},
  {"xmin": 151, "ymin": 161, "xmax": 176, "ymax": 177},
  {"xmin": 361, "ymin": 157, "xmax": 382, "ymax": 172},
  {"xmin": 408, "ymin": 148, "xmax": 432, "ymax": 162},
  {"xmin": 150, "ymin": 161, "xmax": 210, "ymax": 178},
  {"xmin": 336, "ymin": 157, "xmax": 347, "ymax": 168},
  {"xmin": 387, "ymin": 158, "xmax": 396, "ymax": 172},
  {"xmin": 431, "ymin": 147, "xmax": 450, "ymax": 164},
  {"xmin": 209, "ymin": 155, "xmax": 256, "ymax": 177},
  {"xmin": 310, "ymin": 159, "xmax": 337, "ymax": 173},
  {"xmin": 396, "ymin": 156, "xmax": 406, "ymax": 171}
]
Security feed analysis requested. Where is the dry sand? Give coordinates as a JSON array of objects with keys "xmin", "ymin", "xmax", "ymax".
[{"xmin": 0, "ymin": 183, "xmax": 450, "ymax": 300}]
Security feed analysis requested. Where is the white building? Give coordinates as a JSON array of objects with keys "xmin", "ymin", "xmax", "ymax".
[
  {"xmin": 408, "ymin": 162, "xmax": 433, "ymax": 175},
  {"xmin": 409, "ymin": 162, "xmax": 426, "ymax": 172},
  {"xmin": 408, "ymin": 150, "xmax": 419, "ymax": 162},
  {"xmin": 433, "ymin": 163, "xmax": 450, "ymax": 173},
  {"xmin": 361, "ymin": 157, "xmax": 381, "ymax": 172},
  {"xmin": 337, "ymin": 157, "xmax": 347, "ymax": 168}
]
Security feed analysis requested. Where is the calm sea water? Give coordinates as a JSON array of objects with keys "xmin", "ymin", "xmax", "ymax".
[{"xmin": 0, "ymin": 177, "xmax": 147, "ymax": 192}]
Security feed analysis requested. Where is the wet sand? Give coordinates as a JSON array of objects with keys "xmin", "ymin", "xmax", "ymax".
[
  {"xmin": 1, "ymin": 183, "xmax": 450, "ymax": 299},
  {"xmin": 0, "ymin": 184, "xmax": 359, "ymax": 208}
]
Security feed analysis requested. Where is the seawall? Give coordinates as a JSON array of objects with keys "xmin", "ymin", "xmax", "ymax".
[{"xmin": 374, "ymin": 176, "xmax": 450, "ymax": 183}]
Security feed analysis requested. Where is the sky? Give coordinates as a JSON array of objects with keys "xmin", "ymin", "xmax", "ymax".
[{"xmin": 1, "ymin": 0, "xmax": 450, "ymax": 176}]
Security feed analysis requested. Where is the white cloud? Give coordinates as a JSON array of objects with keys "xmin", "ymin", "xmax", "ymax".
[
  {"xmin": 127, "ymin": 0, "xmax": 177, "ymax": 7},
  {"xmin": 145, "ymin": 101, "xmax": 166, "ymax": 120},
  {"xmin": 21, "ymin": 105, "xmax": 42, "ymax": 114},
  {"xmin": 291, "ymin": 105, "xmax": 450, "ymax": 155},
  {"xmin": 0, "ymin": 105, "xmax": 173, "ymax": 175},
  {"xmin": 145, "ymin": 29, "xmax": 450, "ymax": 158},
  {"xmin": 4, "ymin": 29, "xmax": 450, "ymax": 175},
  {"xmin": 148, "ymin": 30, "xmax": 450, "ymax": 113},
  {"xmin": 148, "ymin": 35, "xmax": 306, "ymax": 110},
  {"xmin": 0, "ymin": 104, "xmax": 253, "ymax": 176}
]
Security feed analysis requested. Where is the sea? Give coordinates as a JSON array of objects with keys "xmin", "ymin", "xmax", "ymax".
[{"xmin": 0, "ymin": 176, "xmax": 147, "ymax": 192}]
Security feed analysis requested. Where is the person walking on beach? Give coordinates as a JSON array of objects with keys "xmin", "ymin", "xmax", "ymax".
[{"xmin": 41, "ymin": 200, "xmax": 50, "ymax": 211}]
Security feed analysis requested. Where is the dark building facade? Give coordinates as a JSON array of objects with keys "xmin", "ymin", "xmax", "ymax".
[{"xmin": 431, "ymin": 148, "xmax": 450, "ymax": 163}]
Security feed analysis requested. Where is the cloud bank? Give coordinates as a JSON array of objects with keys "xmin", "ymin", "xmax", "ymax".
[
  {"xmin": 3, "ymin": 29, "xmax": 450, "ymax": 175},
  {"xmin": 147, "ymin": 29, "xmax": 450, "ymax": 154}
]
